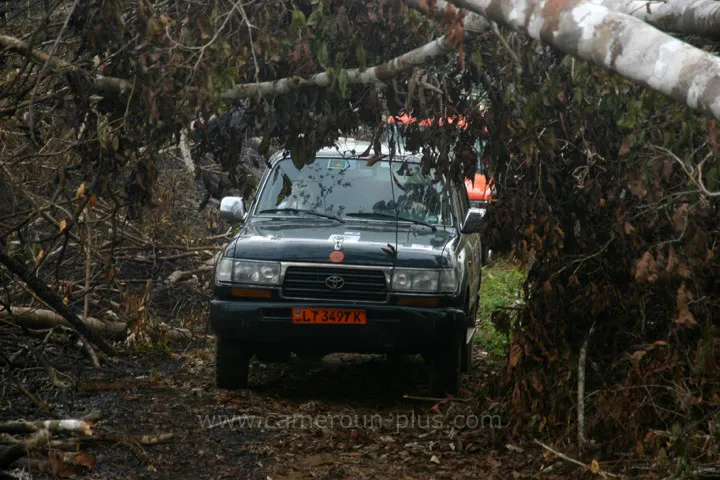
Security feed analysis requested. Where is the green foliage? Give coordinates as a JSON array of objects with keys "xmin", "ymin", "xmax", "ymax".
[{"xmin": 475, "ymin": 260, "xmax": 526, "ymax": 359}]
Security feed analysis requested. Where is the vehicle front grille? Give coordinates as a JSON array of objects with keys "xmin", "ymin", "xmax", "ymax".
[{"xmin": 282, "ymin": 266, "xmax": 388, "ymax": 302}]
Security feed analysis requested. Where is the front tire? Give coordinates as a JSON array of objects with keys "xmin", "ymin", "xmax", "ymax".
[
  {"xmin": 461, "ymin": 303, "xmax": 477, "ymax": 374},
  {"xmin": 429, "ymin": 335, "xmax": 462, "ymax": 396},
  {"xmin": 461, "ymin": 335, "xmax": 473, "ymax": 374},
  {"xmin": 215, "ymin": 337, "xmax": 251, "ymax": 390},
  {"xmin": 482, "ymin": 244, "xmax": 493, "ymax": 266}
]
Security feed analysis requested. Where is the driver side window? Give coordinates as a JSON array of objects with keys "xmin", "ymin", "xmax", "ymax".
[{"xmin": 453, "ymin": 181, "xmax": 470, "ymax": 223}]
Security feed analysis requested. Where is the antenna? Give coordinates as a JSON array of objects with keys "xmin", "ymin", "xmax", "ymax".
[{"xmin": 388, "ymin": 121, "xmax": 399, "ymax": 266}]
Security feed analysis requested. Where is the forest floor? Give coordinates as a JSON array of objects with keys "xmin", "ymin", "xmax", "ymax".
[
  {"xmin": 2, "ymin": 262, "xmax": 596, "ymax": 479},
  {"xmin": 4, "ymin": 345, "xmax": 581, "ymax": 479}
]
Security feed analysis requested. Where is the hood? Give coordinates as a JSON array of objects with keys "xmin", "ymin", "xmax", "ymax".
[{"xmin": 226, "ymin": 219, "xmax": 457, "ymax": 268}]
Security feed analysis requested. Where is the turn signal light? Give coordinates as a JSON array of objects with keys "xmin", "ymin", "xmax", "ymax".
[
  {"xmin": 397, "ymin": 296, "xmax": 439, "ymax": 307},
  {"xmin": 231, "ymin": 288, "xmax": 272, "ymax": 299}
]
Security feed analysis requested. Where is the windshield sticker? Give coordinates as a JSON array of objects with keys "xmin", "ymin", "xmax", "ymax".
[
  {"xmin": 328, "ymin": 233, "xmax": 360, "ymax": 243},
  {"xmin": 328, "ymin": 159, "xmax": 350, "ymax": 169}
]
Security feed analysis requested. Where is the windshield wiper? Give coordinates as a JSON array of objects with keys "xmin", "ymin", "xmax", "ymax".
[
  {"xmin": 345, "ymin": 212, "xmax": 436, "ymax": 231},
  {"xmin": 257, "ymin": 208, "xmax": 345, "ymax": 223}
]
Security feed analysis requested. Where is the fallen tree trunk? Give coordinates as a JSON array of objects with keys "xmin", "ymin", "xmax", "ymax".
[
  {"xmin": 0, "ymin": 246, "xmax": 117, "ymax": 360},
  {"xmin": 449, "ymin": 0, "xmax": 720, "ymax": 121},
  {"xmin": 0, "ymin": 308, "xmax": 127, "ymax": 338},
  {"xmin": 4, "ymin": 458, "xmax": 48, "ymax": 474},
  {"xmin": 0, "ymin": 307, "xmax": 192, "ymax": 342},
  {"xmin": 49, "ymin": 432, "xmax": 174, "ymax": 449},
  {"xmin": 0, "ymin": 419, "xmax": 92, "ymax": 436},
  {"xmin": 0, "ymin": 429, "xmax": 51, "ymax": 469},
  {"xmin": 602, "ymin": 0, "xmax": 720, "ymax": 38}
]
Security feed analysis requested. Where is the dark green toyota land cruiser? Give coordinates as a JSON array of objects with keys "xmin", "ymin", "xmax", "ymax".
[{"xmin": 210, "ymin": 139, "xmax": 485, "ymax": 394}]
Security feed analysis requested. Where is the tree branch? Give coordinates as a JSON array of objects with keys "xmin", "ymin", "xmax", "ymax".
[
  {"xmin": 0, "ymin": 245, "xmax": 117, "ymax": 360},
  {"xmin": 603, "ymin": 0, "xmax": 720, "ymax": 38},
  {"xmin": 0, "ymin": 33, "xmax": 131, "ymax": 94},
  {"xmin": 404, "ymin": 0, "xmax": 490, "ymax": 33},
  {"xmin": 449, "ymin": 0, "xmax": 720, "ymax": 121},
  {"xmin": 220, "ymin": 35, "xmax": 454, "ymax": 100}
]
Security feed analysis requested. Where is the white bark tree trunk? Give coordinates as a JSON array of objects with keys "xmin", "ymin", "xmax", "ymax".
[
  {"xmin": 220, "ymin": 35, "xmax": 453, "ymax": 99},
  {"xmin": 600, "ymin": 0, "xmax": 720, "ymax": 38},
  {"xmin": 449, "ymin": 0, "xmax": 720, "ymax": 120},
  {"xmin": 0, "ymin": 419, "xmax": 92, "ymax": 435},
  {"xmin": 0, "ymin": 307, "xmax": 127, "ymax": 337}
]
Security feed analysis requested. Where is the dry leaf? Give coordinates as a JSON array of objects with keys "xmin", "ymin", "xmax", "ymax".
[
  {"xmin": 634, "ymin": 251, "xmax": 658, "ymax": 283},
  {"xmin": 627, "ymin": 176, "xmax": 647, "ymax": 198},
  {"xmin": 48, "ymin": 451, "xmax": 95, "ymax": 478},
  {"xmin": 674, "ymin": 281, "xmax": 697, "ymax": 327},
  {"xmin": 618, "ymin": 138, "xmax": 631, "ymax": 157},
  {"xmin": 590, "ymin": 459, "xmax": 600, "ymax": 474},
  {"xmin": 69, "ymin": 452, "xmax": 95, "ymax": 471},
  {"xmin": 509, "ymin": 342, "xmax": 523, "ymax": 368},
  {"xmin": 430, "ymin": 454, "xmax": 440, "ymax": 464},
  {"xmin": 89, "ymin": 194, "xmax": 98, "ymax": 207},
  {"xmin": 631, "ymin": 350, "xmax": 646, "ymax": 371},
  {"xmin": 672, "ymin": 203, "xmax": 689, "ymax": 232},
  {"xmin": 59, "ymin": 219, "xmax": 67, "ymax": 232}
]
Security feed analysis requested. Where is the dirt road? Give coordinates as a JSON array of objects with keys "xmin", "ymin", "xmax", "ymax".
[{"xmin": 3, "ymin": 341, "xmax": 574, "ymax": 479}]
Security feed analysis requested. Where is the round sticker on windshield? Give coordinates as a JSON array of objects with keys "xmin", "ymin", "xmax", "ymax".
[{"xmin": 329, "ymin": 251, "xmax": 345, "ymax": 263}]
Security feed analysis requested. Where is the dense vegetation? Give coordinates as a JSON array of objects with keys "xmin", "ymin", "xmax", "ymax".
[{"xmin": 1, "ymin": 0, "xmax": 718, "ymax": 476}]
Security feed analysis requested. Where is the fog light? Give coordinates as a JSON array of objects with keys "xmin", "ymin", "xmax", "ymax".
[
  {"xmin": 231, "ymin": 288, "xmax": 272, "ymax": 298},
  {"xmin": 397, "ymin": 296, "xmax": 439, "ymax": 307}
]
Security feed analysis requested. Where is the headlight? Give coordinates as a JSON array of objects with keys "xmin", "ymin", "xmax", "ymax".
[
  {"xmin": 215, "ymin": 258, "xmax": 280, "ymax": 285},
  {"xmin": 391, "ymin": 269, "xmax": 458, "ymax": 293}
]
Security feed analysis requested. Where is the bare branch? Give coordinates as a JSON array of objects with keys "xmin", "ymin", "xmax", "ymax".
[
  {"xmin": 0, "ymin": 33, "xmax": 131, "ymax": 94},
  {"xmin": 220, "ymin": 35, "xmax": 454, "ymax": 100},
  {"xmin": 653, "ymin": 146, "xmax": 720, "ymax": 197},
  {"xmin": 0, "ymin": 246, "xmax": 118, "ymax": 360},
  {"xmin": 404, "ymin": 0, "xmax": 490, "ymax": 33}
]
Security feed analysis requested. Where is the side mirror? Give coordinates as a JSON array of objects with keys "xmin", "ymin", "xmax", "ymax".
[
  {"xmin": 461, "ymin": 208, "xmax": 485, "ymax": 234},
  {"xmin": 220, "ymin": 196, "xmax": 246, "ymax": 222}
]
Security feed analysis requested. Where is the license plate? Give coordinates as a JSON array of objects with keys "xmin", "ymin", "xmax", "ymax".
[{"xmin": 292, "ymin": 308, "xmax": 366, "ymax": 325}]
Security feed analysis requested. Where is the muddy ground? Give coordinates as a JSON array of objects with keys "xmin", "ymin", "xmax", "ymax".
[{"xmin": 2, "ymin": 339, "xmax": 588, "ymax": 479}]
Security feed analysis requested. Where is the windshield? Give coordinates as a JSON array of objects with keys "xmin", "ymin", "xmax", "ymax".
[
  {"xmin": 382, "ymin": 122, "xmax": 487, "ymax": 174},
  {"xmin": 254, "ymin": 157, "xmax": 453, "ymax": 227}
]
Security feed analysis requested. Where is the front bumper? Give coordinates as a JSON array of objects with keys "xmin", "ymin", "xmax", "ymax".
[{"xmin": 210, "ymin": 300, "xmax": 466, "ymax": 353}]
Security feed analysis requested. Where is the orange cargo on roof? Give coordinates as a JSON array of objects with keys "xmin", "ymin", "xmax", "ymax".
[
  {"xmin": 387, "ymin": 113, "xmax": 494, "ymax": 205},
  {"xmin": 387, "ymin": 114, "xmax": 469, "ymax": 129}
]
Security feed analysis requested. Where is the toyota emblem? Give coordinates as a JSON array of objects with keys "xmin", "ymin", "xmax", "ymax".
[{"xmin": 325, "ymin": 275, "xmax": 345, "ymax": 290}]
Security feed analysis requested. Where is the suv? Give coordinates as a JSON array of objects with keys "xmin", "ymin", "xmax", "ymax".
[{"xmin": 210, "ymin": 138, "xmax": 484, "ymax": 394}]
